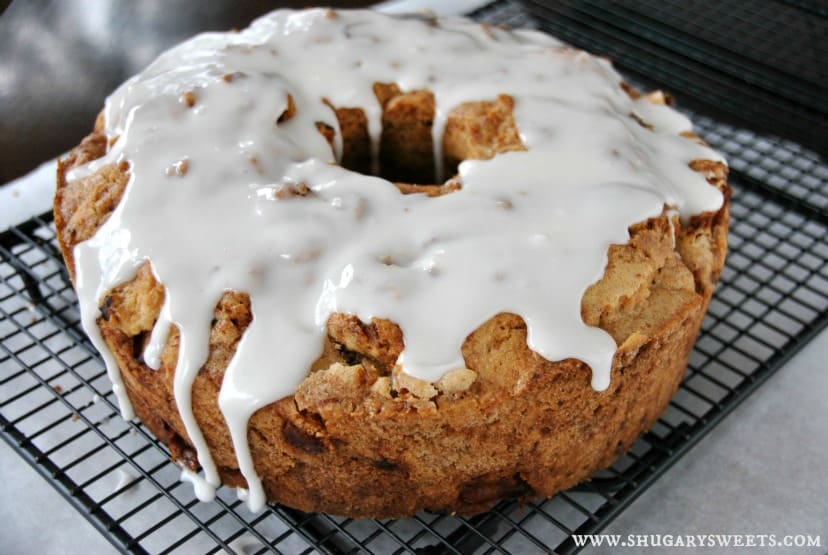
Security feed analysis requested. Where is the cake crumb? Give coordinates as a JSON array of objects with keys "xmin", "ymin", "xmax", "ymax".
[
  {"xmin": 221, "ymin": 71, "xmax": 247, "ymax": 83},
  {"xmin": 247, "ymin": 156, "xmax": 263, "ymax": 175},
  {"xmin": 180, "ymin": 91, "xmax": 196, "ymax": 107},
  {"xmin": 273, "ymin": 182, "xmax": 311, "ymax": 199},
  {"xmin": 435, "ymin": 368, "xmax": 477, "ymax": 394},
  {"xmin": 354, "ymin": 198, "xmax": 367, "ymax": 220},
  {"xmin": 276, "ymin": 94, "xmax": 296, "ymax": 124},
  {"xmin": 166, "ymin": 159, "xmax": 189, "ymax": 177},
  {"xmin": 393, "ymin": 366, "xmax": 438, "ymax": 399},
  {"xmin": 630, "ymin": 112, "xmax": 654, "ymax": 130}
]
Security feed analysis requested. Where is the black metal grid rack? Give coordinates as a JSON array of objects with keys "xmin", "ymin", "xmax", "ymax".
[
  {"xmin": 518, "ymin": 0, "xmax": 828, "ymax": 157},
  {"xmin": 2, "ymin": 1, "xmax": 827, "ymax": 553}
]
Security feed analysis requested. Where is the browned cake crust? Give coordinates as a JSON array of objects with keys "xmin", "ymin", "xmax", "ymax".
[{"xmin": 55, "ymin": 84, "xmax": 729, "ymax": 518}]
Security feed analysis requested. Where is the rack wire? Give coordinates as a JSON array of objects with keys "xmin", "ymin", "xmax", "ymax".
[
  {"xmin": 2, "ymin": 1, "xmax": 827, "ymax": 553},
  {"xmin": 518, "ymin": 0, "xmax": 828, "ymax": 157}
]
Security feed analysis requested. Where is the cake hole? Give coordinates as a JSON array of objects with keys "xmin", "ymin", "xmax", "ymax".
[
  {"xmin": 458, "ymin": 472, "xmax": 532, "ymax": 505},
  {"xmin": 131, "ymin": 331, "xmax": 147, "ymax": 362},
  {"xmin": 283, "ymin": 421, "xmax": 324, "ymax": 453},
  {"xmin": 372, "ymin": 459, "xmax": 399, "ymax": 471},
  {"xmin": 318, "ymin": 87, "xmax": 525, "ymax": 191},
  {"xmin": 99, "ymin": 295, "xmax": 113, "ymax": 321},
  {"xmin": 338, "ymin": 345, "xmax": 363, "ymax": 366}
]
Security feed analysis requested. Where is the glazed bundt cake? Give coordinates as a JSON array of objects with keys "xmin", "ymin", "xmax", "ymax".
[{"xmin": 54, "ymin": 9, "xmax": 729, "ymax": 518}]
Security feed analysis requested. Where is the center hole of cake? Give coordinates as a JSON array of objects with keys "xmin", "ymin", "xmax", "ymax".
[
  {"xmin": 318, "ymin": 84, "xmax": 448, "ymax": 188},
  {"xmin": 302, "ymin": 86, "xmax": 523, "ymax": 190}
]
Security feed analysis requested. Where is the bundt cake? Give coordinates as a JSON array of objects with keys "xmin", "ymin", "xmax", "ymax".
[{"xmin": 54, "ymin": 8, "xmax": 729, "ymax": 518}]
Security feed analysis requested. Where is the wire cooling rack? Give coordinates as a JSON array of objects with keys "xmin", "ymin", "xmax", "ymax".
[
  {"xmin": 2, "ymin": 1, "xmax": 827, "ymax": 553},
  {"xmin": 518, "ymin": 0, "xmax": 828, "ymax": 157}
]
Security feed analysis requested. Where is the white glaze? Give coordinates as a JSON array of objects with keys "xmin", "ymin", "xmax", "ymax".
[
  {"xmin": 69, "ymin": 9, "xmax": 724, "ymax": 511},
  {"xmin": 180, "ymin": 467, "xmax": 217, "ymax": 503},
  {"xmin": 114, "ymin": 467, "xmax": 138, "ymax": 494},
  {"xmin": 223, "ymin": 533, "xmax": 261, "ymax": 555}
]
